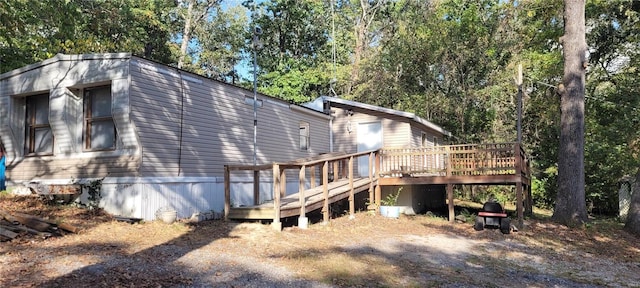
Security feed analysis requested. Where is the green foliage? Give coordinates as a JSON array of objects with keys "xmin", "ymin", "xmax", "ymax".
[
  {"xmin": 0, "ymin": 0, "xmax": 176, "ymax": 73},
  {"xmin": 259, "ymin": 63, "xmax": 334, "ymax": 104},
  {"xmin": 581, "ymin": 0, "xmax": 640, "ymax": 214},
  {"xmin": 531, "ymin": 173, "xmax": 554, "ymax": 210},
  {"xmin": 381, "ymin": 187, "xmax": 402, "ymax": 206},
  {"xmin": 186, "ymin": 3, "xmax": 249, "ymax": 82},
  {"xmin": 458, "ymin": 208, "xmax": 475, "ymax": 222},
  {"xmin": 79, "ymin": 178, "xmax": 105, "ymax": 211}
]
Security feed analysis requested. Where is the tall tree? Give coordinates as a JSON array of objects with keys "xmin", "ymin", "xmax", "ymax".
[
  {"xmin": 552, "ymin": 0, "xmax": 588, "ymax": 225},
  {"xmin": 192, "ymin": 4, "xmax": 248, "ymax": 82},
  {"xmin": 246, "ymin": 0, "xmax": 335, "ymax": 103},
  {"xmin": 627, "ymin": 170, "xmax": 640, "ymax": 235},
  {"xmin": 176, "ymin": 0, "xmax": 220, "ymax": 69},
  {"xmin": 348, "ymin": 0, "xmax": 387, "ymax": 93}
]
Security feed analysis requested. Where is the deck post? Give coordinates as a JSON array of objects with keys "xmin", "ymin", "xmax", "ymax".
[
  {"xmin": 298, "ymin": 165, "xmax": 308, "ymax": 229},
  {"xmin": 514, "ymin": 142, "xmax": 524, "ymax": 228},
  {"xmin": 370, "ymin": 155, "xmax": 378, "ymax": 210},
  {"xmin": 322, "ymin": 161, "xmax": 330, "ymax": 224},
  {"xmin": 333, "ymin": 161, "xmax": 339, "ymax": 181},
  {"xmin": 375, "ymin": 151, "xmax": 381, "ymax": 209},
  {"xmin": 516, "ymin": 182, "xmax": 523, "ymax": 229},
  {"xmin": 368, "ymin": 152, "xmax": 374, "ymax": 207},
  {"xmin": 253, "ymin": 169, "xmax": 260, "ymax": 205},
  {"xmin": 272, "ymin": 164, "xmax": 282, "ymax": 231},
  {"xmin": 526, "ymin": 183, "xmax": 533, "ymax": 216},
  {"xmin": 348, "ymin": 156, "xmax": 355, "ymax": 219},
  {"xmin": 447, "ymin": 183, "xmax": 454, "ymax": 223},
  {"xmin": 224, "ymin": 165, "xmax": 230, "ymax": 220}
]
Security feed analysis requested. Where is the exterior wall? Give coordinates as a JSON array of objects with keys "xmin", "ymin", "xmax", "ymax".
[
  {"xmin": 331, "ymin": 104, "xmax": 423, "ymax": 176},
  {"xmin": 331, "ymin": 104, "xmax": 412, "ymax": 153},
  {"xmin": 410, "ymin": 123, "xmax": 442, "ymax": 148},
  {"xmin": 0, "ymin": 54, "xmax": 141, "ymax": 183},
  {"xmin": 130, "ymin": 58, "xmax": 330, "ymax": 178}
]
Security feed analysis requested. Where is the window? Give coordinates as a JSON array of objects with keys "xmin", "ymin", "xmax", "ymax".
[
  {"xmin": 84, "ymin": 86, "xmax": 116, "ymax": 150},
  {"xmin": 421, "ymin": 132, "xmax": 427, "ymax": 147},
  {"xmin": 25, "ymin": 94, "xmax": 53, "ymax": 155},
  {"xmin": 299, "ymin": 122, "xmax": 310, "ymax": 151}
]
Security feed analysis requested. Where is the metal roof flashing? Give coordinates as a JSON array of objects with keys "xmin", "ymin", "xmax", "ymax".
[
  {"xmin": 304, "ymin": 96, "xmax": 451, "ymax": 137},
  {"xmin": 0, "ymin": 53, "xmax": 132, "ymax": 80}
]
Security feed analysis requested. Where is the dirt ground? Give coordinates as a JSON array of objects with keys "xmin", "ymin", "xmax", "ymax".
[{"xmin": 1, "ymin": 194, "xmax": 639, "ymax": 288}]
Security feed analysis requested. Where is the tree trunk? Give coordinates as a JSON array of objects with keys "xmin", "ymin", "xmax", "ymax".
[
  {"xmin": 552, "ymin": 0, "xmax": 588, "ymax": 226},
  {"xmin": 178, "ymin": 0, "xmax": 195, "ymax": 69},
  {"xmin": 625, "ymin": 171, "xmax": 640, "ymax": 236},
  {"xmin": 348, "ymin": 0, "xmax": 386, "ymax": 94},
  {"xmin": 349, "ymin": 0, "xmax": 368, "ymax": 93}
]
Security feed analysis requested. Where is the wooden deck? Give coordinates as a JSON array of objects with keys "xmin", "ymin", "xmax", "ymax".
[
  {"xmin": 224, "ymin": 143, "xmax": 531, "ymax": 230},
  {"xmin": 379, "ymin": 143, "xmax": 532, "ymax": 227}
]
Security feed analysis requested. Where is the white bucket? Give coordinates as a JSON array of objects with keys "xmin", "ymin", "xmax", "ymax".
[{"xmin": 157, "ymin": 209, "xmax": 177, "ymax": 224}]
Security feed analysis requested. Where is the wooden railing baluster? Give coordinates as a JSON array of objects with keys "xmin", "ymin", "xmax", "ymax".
[
  {"xmin": 273, "ymin": 163, "xmax": 281, "ymax": 230},
  {"xmin": 349, "ymin": 156, "xmax": 354, "ymax": 218},
  {"xmin": 322, "ymin": 160, "xmax": 329, "ymax": 224}
]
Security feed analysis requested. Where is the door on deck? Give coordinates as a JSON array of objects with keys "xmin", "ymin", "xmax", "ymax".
[{"xmin": 357, "ymin": 121, "xmax": 382, "ymax": 177}]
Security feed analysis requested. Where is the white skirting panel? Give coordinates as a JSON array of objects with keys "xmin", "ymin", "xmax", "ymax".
[
  {"xmin": 101, "ymin": 177, "xmax": 306, "ymax": 220},
  {"xmin": 9, "ymin": 176, "xmax": 313, "ymax": 221}
]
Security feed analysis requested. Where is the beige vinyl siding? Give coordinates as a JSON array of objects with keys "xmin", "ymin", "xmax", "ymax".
[
  {"xmin": 7, "ymin": 155, "xmax": 140, "ymax": 180},
  {"xmin": 331, "ymin": 105, "xmax": 412, "ymax": 153},
  {"xmin": 129, "ymin": 58, "xmax": 330, "ymax": 178},
  {"xmin": 330, "ymin": 105, "xmax": 411, "ymax": 176},
  {"xmin": 1, "ymin": 55, "xmax": 140, "ymax": 182},
  {"xmin": 410, "ymin": 124, "xmax": 441, "ymax": 148},
  {"xmin": 129, "ymin": 63, "xmax": 182, "ymax": 176}
]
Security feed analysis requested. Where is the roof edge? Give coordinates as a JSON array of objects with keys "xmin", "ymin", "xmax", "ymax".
[
  {"xmin": 1, "ymin": 53, "xmax": 132, "ymax": 80},
  {"xmin": 314, "ymin": 96, "xmax": 451, "ymax": 137}
]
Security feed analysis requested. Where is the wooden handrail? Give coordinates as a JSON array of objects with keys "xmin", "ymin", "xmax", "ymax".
[
  {"xmin": 224, "ymin": 149, "xmax": 382, "ymax": 226},
  {"xmin": 379, "ymin": 143, "xmax": 528, "ymax": 178}
]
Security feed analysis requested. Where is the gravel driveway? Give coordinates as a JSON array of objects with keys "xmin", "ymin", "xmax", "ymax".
[{"xmin": 1, "ymin": 205, "xmax": 638, "ymax": 287}]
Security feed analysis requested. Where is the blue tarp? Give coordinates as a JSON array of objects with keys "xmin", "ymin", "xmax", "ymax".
[{"xmin": 0, "ymin": 155, "xmax": 5, "ymax": 191}]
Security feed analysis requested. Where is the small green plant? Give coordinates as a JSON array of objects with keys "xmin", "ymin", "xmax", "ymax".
[
  {"xmin": 365, "ymin": 198, "xmax": 379, "ymax": 215},
  {"xmin": 458, "ymin": 208, "xmax": 475, "ymax": 222},
  {"xmin": 71, "ymin": 177, "xmax": 105, "ymax": 211},
  {"xmin": 85, "ymin": 177, "xmax": 104, "ymax": 211},
  {"xmin": 381, "ymin": 187, "xmax": 402, "ymax": 206}
]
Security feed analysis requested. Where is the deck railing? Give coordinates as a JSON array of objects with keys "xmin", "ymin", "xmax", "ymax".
[
  {"xmin": 380, "ymin": 143, "xmax": 530, "ymax": 179},
  {"xmin": 224, "ymin": 150, "xmax": 380, "ymax": 229}
]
